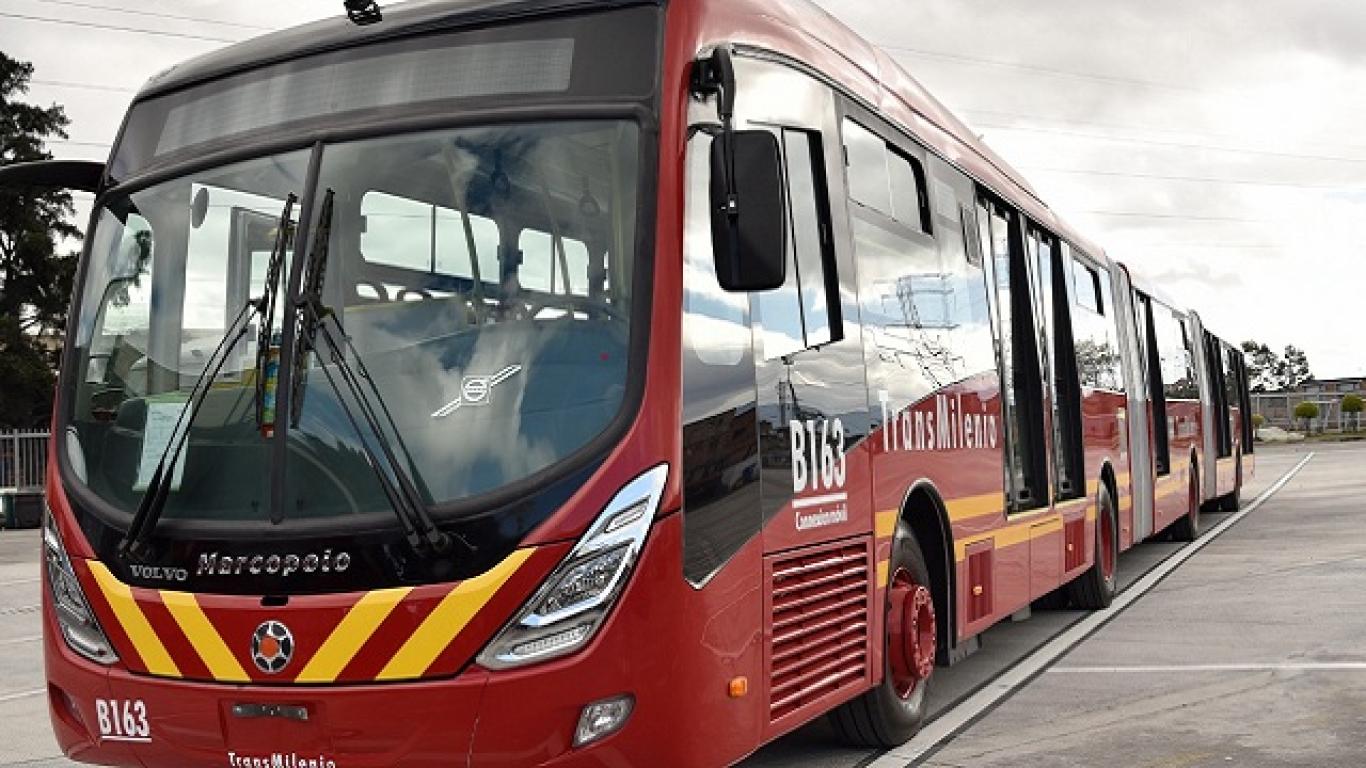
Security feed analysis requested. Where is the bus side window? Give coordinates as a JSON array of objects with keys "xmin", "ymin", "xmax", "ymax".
[
  {"xmin": 1069, "ymin": 259, "xmax": 1124, "ymax": 394},
  {"xmin": 755, "ymin": 127, "xmax": 841, "ymax": 359},
  {"xmin": 978, "ymin": 197, "xmax": 1049, "ymax": 512}
]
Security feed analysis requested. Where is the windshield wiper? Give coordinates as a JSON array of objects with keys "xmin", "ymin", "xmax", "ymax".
[
  {"xmin": 290, "ymin": 190, "xmax": 464, "ymax": 557},
  {"xmin": 119, "ymin": 196, "xmax": 299, "ymax": 562},
  {"xmin": 254, "ymin": 193, "xmax": 297, "ymax": 434}
]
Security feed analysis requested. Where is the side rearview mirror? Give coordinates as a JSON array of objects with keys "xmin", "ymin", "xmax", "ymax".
[
  {"xmin": 0, "ymin": 159, "xmax": 105, "ymax": 193},
  {"xmin": 709, "ymin": 130, "xmax": 786, "ymax": 292}
]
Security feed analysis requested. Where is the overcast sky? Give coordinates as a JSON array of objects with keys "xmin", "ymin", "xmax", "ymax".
[{"xmin": 2, "ymin": 0, "xmax": 1362, "ymax": 377}]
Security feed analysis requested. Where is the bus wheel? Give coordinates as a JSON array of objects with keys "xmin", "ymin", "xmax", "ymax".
[
  {"xmin": 1067, "ymin": 485, "xmax": 1117, "ymax": 609},
  {"xmin": 830, "ymin": 521, "xmax": 933, "ymax": 747},
  {"xmin": 1219, "ymin": 460, "xmax": 1242, "ymax": 511},
  {"xmin": 1170, "ymin": 467, "xmax": 1202, "ymax": 542}
]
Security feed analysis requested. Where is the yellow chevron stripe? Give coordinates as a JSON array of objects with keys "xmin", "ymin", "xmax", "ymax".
[
  {"xmin": 876, "ymin": 559, "xmax": 890, "ymax": 587},
  {"xmin": 87, "ymin": 562, "xmax": 180, "ymax": 678},
  {"xmin": 377, "ymin": 548, "xmax": 534, "ymax": 681},
  {"xmin": 295, "ymin": 587, "xmax": 412, "ymax": 683},
  {"xmin": 875, "ymin": 509, "xmax": 898, "ymax": 538},
  {"xmin": 159, "ymin": 591, "xmax": 249, "ymax": 682}
]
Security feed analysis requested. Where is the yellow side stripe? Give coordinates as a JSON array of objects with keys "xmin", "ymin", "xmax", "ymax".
[
  {"xmin": 946, "ymin": 492, "xmax": 1001, "ymax": 522},
  {"xmin": 295, "ymin": 587, "xmax": 412, "ymax": 683},
  {"xmin": 953, "ymin": 505, "xmax": 1095, "ymax": 560},
  {"xmin": 159, "ymin": 591, "xmax": 249, "ymax": 682},
  {"xmin": 875, "ymin": 509, "xmax": 898, "ymax": 538},
  {"xmin": 875, "ymin": 559, "xmax": 890, "ymax": 588},
  {"xmin": 377, "ymin": 548, "xmax": 534, "ymax": 681},
  {"xmin": 87, "ymin": 562, "xmax": 181, "ymax": 678}
]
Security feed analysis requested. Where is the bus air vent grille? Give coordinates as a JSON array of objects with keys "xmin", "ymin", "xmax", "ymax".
[{"xmin": 768, "ymin": 541, "xmax": 870, "ymax": 722}]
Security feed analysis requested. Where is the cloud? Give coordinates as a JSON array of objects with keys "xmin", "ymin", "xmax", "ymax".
[
  {"xmin": 7, "ymin": 0, "xmax": 1364, "ymax": 378},
  {"xmin": 814, "ymin": 0, "xmax": 1366, "ymax": 377}
]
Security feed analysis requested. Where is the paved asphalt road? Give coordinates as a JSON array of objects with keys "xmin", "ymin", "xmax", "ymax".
[{"xmin": 0, "ymin": 442, "xmax": 1335, "ymax": 767}]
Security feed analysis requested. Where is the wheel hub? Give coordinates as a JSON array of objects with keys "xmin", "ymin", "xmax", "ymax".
[{"xmin": 887, "ymin": 568, "xmax": 936, "ymax": 699}]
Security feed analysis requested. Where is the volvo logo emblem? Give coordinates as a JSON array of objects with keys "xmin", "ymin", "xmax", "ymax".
[
  {"xmin": 431, "ymin": 364, "xmax": 522, "ymax": 418},
  {"xmin": 250, "ymin": 620, "xmax": 294, "ymax": 675}
]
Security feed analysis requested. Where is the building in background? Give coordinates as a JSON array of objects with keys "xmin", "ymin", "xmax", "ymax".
[{"xmin": 1253, "ymin": 377, "xmax": 1366, "ymax": 431}]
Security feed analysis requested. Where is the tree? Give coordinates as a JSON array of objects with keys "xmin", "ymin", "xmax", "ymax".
[
  {"xmin": 1343, "ymin": 394, "xmax": 1364, "ymax": 433},
  {"xmin": 0, "ymin": 52, "xmax": 80, "ymax": 427},
  {"xmin": 1293, "ymin": 401, "xmax": 1319, "ymax": 434},
  {"xmin": 1275, "ymin": 345, "xmax": 1313, "ymax": 391},
  {"xmin": 1240, "ymin": 340, "xmax": 1280, "ymax": 392}
]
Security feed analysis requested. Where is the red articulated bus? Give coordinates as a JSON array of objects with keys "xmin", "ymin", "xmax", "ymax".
[{"xmin": 3, "ymin": 0, "xmax": 1253, "ymax": 765}]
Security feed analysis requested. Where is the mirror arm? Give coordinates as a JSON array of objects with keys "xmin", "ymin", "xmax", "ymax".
[
  {"xmin": 691, "ymin": 46, "xmax": 740, "ymax": 219},
  {"xmin": 0, "ymin": 159, "xmax": 105, "ymax": 193}
]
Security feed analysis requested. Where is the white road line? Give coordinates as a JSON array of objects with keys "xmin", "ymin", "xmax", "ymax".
[
  {"xmin": 0, "ymin": 578, "xmax": 39, "ymax": 587},
  {"xmin": 865, "ymin": 452, "xmax": 1315, "ymax": 768},
  {"xmin": 0, "ymin": 634, "xmax": 42, "ymax": 646},
  {"xmin": 0, "ymin": 688, "xmax": 44, "ymax": 704},
  {"xmin": 1054, "ymin": 662, "xmax": 1366, "ymax": 673}
]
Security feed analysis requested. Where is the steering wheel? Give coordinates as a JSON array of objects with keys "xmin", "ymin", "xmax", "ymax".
[{"xmin": 526, "ymin": 294, "xmax": 626, "ymax": 322}]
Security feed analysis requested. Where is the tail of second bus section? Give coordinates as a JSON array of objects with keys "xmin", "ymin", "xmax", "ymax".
[{"xmin": 12, "ymin": 0, "xmax": 1258, "ymax": 766}]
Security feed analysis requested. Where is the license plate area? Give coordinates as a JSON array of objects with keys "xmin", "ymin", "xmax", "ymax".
[{"xmin": 222, "ymin": 699, "xmax": 331, "ymax": 760}]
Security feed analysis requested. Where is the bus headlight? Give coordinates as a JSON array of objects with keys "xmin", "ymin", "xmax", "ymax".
[
  {"xmin": 477, "ymin": 464, "xmax": 668, "ymax": 670},
  {"xmin": 43, "ymin": 510, "xmax": 118, "ymax": 665}
]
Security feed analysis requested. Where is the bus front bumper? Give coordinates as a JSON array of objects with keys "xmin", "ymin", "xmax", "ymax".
[{"xmin": 44, "ymin": 515, "xmax": 706, "ymax": 767}]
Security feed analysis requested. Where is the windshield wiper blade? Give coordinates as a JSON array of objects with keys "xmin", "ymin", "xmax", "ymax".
[
  {"xmin": 118, "ymin": 300, "xmax": 257, "ymax": 561},
  {"xmin": 254, "ymin": 193, "xmax": 296, "ymax": 434},
  {"xmin": 290, "ymin": 190, "xmax": 465, "ymax": 557},
  {"xmin": 119, "ymin": 195, "xmax": 299, "ymax": 562}
]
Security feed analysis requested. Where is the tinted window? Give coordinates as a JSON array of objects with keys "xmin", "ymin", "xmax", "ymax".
[
  {"xmin": 757, "ymin": 128, "xmax": 839, "ymax": 360},
  {"xmin": 889, "ymin": 151, "xmax": 931, "ymax": 233},
  {"xmin": 843, "ymin": 119, "xmax": 891, "ymax": 214},
  {"xmin": 360, "ymin": 191, "xmax": 500, "ymax": 287},
  {"xmin": 1070, "ymin": 256, "xmax": 1124, "ymax": 392},
  {"xmin": 1152, "ymin": 302, "xmax": 1197, "ymax": 400},
  {"xmin": 785, "ymin": 131, "xmax": 833, "ymax": 348}
]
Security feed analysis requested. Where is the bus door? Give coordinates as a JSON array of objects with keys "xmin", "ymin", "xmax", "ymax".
[
  {"xmin": 713, "ymin": 58, "xmax": 869, "ymax": 561},
  {"xmin": 734, "ymin": 56, "xmax": 873, "ymax": 733},
  {"xmin": 976, "ymin": 197, "xmax": 1053, "ymax": 615},
  {"xmin": 1112, "ymin": 265, "xmax": 1155, "ymax": 543}
]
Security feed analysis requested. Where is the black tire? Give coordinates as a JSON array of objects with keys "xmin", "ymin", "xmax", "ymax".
[
  {"xmin": 1218, "ymin": 458, "xmax": 1242, "ymax": 511},
  {"xmin": 830, "ymin": 521, "xmax": 935, "ymax": 747},
  {"xmin": 1067, "ymin": 484, "xmax": 1118, "ymax": 609},
  {"xmin": 1169, "ymin": 465, "xmax": 1202, "ymax": 542}
]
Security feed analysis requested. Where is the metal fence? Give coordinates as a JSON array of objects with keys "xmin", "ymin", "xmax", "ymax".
[{"xmin": 0, "ymin": 430, "xmax": 49, "ymax": 494}]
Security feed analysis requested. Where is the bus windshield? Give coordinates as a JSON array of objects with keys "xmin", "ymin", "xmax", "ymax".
[{"xmin": 65, "ymin": 120, "xmax": 641, "ymax": 527}]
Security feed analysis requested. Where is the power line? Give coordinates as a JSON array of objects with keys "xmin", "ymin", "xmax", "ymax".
[
  {"xmin": 1116, "ymin": 243, "xmax": 1285, "ymax": 250},
  {"xmin": 30, "ymin": 78, "xmax": 137, "ymax": 94},
  {"xmin": 0, "ymin": 11, "xmax": 242, "ymax": 43},
  {"xmin": 1075, "ymin": 210, "xmax": 1270, "ymax": 224},
  {"xmin": 961, "ymin": 107, "xmax": 1366, "ymax": 159},
  {"xmin": 20, "ymin": 0, "xmax": 272, "ymax": 30},
  {"xmin": 47, "ymin": 139, "xmax": 111, "ymax": 149},
  {"xmin": 1021, "ymin": 165, "xmax": 1366, "ymax": 193},
  {"xmin": 875, "ymin": 42, "xmax": 1223, "ymax": 98},
  {"xmin": 972, "ymin": 120, "xmax": 1366, "ymax": 165}
]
